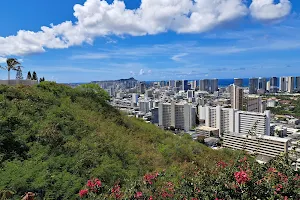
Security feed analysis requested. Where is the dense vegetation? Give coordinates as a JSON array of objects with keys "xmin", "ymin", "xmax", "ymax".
[{"xmin": 0, "ymin": 82, "xmax": 240, "ymax": 199}]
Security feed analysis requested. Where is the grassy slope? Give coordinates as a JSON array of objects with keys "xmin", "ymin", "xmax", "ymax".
[{"xmin": 0, "ymin": 82, "xmax": 238, "ymax": 199}]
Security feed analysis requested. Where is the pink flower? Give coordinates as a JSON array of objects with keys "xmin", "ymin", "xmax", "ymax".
[
  {"xmin": 144, "ymin": 173, "xmax": 158, "ymax": 185},
  {"xmin": 217, "ymin": 161, "xmax": 227, "ymax": 168},
  {"xmin": 148, "ymin": 196, "xmax": 154, "ymax": 200},
  {"xmin": 86, "ymin": 180, "xmax": 95, "ymax": 188},
  {"xmin": 234, "ymin": 170, "xmax": 250, "ymax": 184},
  {"xmin": 94, "ymin": 178, "xmax": 102, "ymax": 187},
  {"xmin": 267, "ymin": 167, "xmax": 277, "ymax": 173},
  {"xmin": 79, "ymin": 189, "xmax": 88, "ymax": 198},
  {"xmin": 275, "ymin": 184, "xmax": 283, "ymax": 192},
  {"xmin": 135, "ymin": 191, "xmax": 143, "ymax": 198}
]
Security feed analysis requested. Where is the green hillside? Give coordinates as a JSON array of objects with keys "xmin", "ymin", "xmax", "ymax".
[{"xmin": 0, "ymin": 82, "xmax": 237, "ymax": 199}]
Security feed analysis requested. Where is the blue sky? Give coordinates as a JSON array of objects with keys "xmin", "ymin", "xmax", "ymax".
[{"xmin": 0, "ymin": 0, "xmax": 300, "ymax": 83}]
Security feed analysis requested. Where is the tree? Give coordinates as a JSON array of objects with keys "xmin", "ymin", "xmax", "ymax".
[
  {"xmin": 32, "ymin": 71, "xmax": 38, "ymax": 81},
  {"xmin": 39, "ymin": 77, "xmax": 45, "ymax": 82},
  {"xmin": 0, "ymin": 58, "xmax": 20, "ymax": 80},
  {"xmin": 27, "ymin": 71, "xmax": 32, "ymax": 80},
  {"xmin": 16, "ymin": 66, "xmax": 24, "ymax": 80}
]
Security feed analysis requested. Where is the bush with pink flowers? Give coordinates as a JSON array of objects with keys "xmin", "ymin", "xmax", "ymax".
[{"xmin": 79, "ymin": 154, "xmax": 299, "ymax": 199}]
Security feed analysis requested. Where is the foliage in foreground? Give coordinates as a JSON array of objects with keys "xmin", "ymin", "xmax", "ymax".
[
  {"xmin": 79, "ymin": 155, "xmax": 300, "ymax": 200},
  {"xmin": 0, "ymin": 82, "xmax": 238, "ymax": 199}
]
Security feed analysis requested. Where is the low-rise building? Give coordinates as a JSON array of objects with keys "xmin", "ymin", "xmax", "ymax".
[{"xmin": 223, "ymin": 132, "xmax": 291, "ymax": 158}]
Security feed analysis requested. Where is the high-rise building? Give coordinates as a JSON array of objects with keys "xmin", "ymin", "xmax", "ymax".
[
  {"xmin": 266, "ymin": 81, "xmax": 270, "ymax": 91},
  {"xmin": 137, "ymin": 82, "xmax": 146, "ymax": 94},
  {"xmin": 139, "ymin": 99, "xmax": 151, "ymax": 113},
  {"xmin": 200, "ymin": 79, "xmax": 210, "ymax": 92},
  {"xmin": 182, "ymin": 80, "xmax": 189, "ymax": 91},
  {"xmin": 287, "ymin": 76, "xmax": 295, "ymax": 93},
  {"xmin": 131, "ymin": 93, "xmax": 140, "ymax": 106},
  {"xmin": 158, "ymin": 102, "xmax": 196, "ymax": 131},
  {"xmin": 210, "ymin": 79, "xmax": 219, "ymax": 93},
  {"xmin": 249, "ymin": 78, "xmax": 259, "ymax": 94},
  {"xmin": 229, "ymin": 85, "xmax": 243, "ymax": 110},
  {"xmin": 151, "ymin": 108, "xmax": 159, "ymax": 124},
  {"xmin": 200, "ymin": 106, "xmax": 236, "ymax": 136},
  {"xmin": 247, "ymin": 95, "xmax": 266, "ymax": 113},
  {"xmin": 280, "ymin": 77, "xmax": 288, "ymax": 92},
  {"xmin": 187, "ymin": 90, "xmax": 195, "ymax": 98},
  {"xmin": 159, "ymin": 81, "xmax": 166, "ymax": 87},
  {"xmin": 175, "ymin": 80, "xmax": 183, "ymax": 88},
  {"xmin": 296, "ymin": 77, "xmax": 300, "ymax": 92},
  {"xmin": 270, "ymin": 77, "xmax": 278, "ymax": 93},
  {"xmin": 169, "ymin": 80, "xmax": 176, "ymax": 88},
  {"xmin": 199, "ymin": 106, "xmax": 271, "ymax": 136},
  {"xmin": 234, "ymin": 78, "xmax": 243, "ymax": 87},
  {"xmin": 235, "ymin": 110, "xmax": 271, "ymax": 136},
  {"xmin": 258, "ymin": 77, "xmax": 267, "ymax": 91},
  {"xmin": 190, "ymin": 80, "xmax": 199, "ymax": 90}
]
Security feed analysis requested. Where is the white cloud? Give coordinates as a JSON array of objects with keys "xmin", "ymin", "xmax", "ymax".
[
  {"xmin": 0, "ymin": 57, "xmax": 6, "ymax": 63},
  {"xmin": 0, "ymin": 0, "xmax": 293, "ymax": 57},
  {"xmin": 250, "ymin": 0, "xmax": 292, "ymax": 21},
  {"xmin": 70, "ymin": 53, "xmax": 110, "ymax": 60},
  {"xmin": 139, "ymin": 69, "xmax": 145, "ymax": 75},
  {"xmin": 171, "ymin": 53, "xmax": 188, "ymax": 61}
]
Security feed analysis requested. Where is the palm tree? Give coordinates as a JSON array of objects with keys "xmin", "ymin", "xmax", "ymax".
[{"xmin": 0, "ymin": 58, "xmax": 20, "ymax": 80}]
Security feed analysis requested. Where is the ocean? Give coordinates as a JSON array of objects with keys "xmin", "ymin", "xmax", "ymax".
[{"xmin": 146, "ymin": 78, "xmax": 269, "ymax": 87}]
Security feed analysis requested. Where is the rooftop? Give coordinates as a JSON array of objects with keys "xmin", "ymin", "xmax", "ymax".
[
  {"xmin": 196, "ymin": 126, "xmax": 219, "ymax": 131},
  {"xmin": 225, "ymin": 132, "xmax": 292, "ymax": 143}
]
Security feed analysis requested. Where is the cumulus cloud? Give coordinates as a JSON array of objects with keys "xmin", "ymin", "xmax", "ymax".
[
  {"xmin": 139, "ymin": 69, "xmax": 145, "ymax": 75},
  {"xmin": 250, "ymin": 0, "xmax": 292, "ymax": 21},
  {"xmin": 0, "ymin": 0, "xmax": 293, "ymax": 57}
]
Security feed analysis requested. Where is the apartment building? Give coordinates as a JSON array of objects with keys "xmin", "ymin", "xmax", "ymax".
[
  {"xmin": 249, "ymin": 78, "xmax": 259, "ymax": 94},
  {"xmin": 280, "ymin": 77, "xmax": 288, "ymax": 92},
  {"xmin": 223, "ymin": 132, "xmax": 290, "ymax": 158},
  {"xmin": 287, "ymin": 76, "xmax": 295, "ymax": 93},
  {"xmin": 247, "ymin": 95, "xmax": 266, "ymax": 113},
  {"xmin": 159, "ymin": 102, "xmax": 196, "ymax": 131},
  {"xmin": 229, "ymin": 84, "xmax": 243, "ymax": 110},
  {"xmin": 199, "ymin": 106, "xmax": 235, "ymax": 136},
  {"xmin": 235, "ymin": 110, "xmax": 271, "ymax": 136},
  {"xmin": 198, "ymin": 106, "xmax": 271, "ymax": 136}
]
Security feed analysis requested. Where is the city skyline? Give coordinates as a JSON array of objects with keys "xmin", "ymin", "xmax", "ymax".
[{"xmin": 1, "ymin": 0, "xmax": 300, "ymax": 82}]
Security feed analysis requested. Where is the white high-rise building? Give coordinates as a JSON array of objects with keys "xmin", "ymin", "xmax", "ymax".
[
  {"xmin": 266, "ymin": 81, "xmax": 271, "ymax": 91},
  {"xmin": 280, "ymin": 77, "xmax": 288, "ymax": 92},
  {"xmin": 139, "ymin": 100, "xmax": 152, "ymax": 113},
  {"xmin": 287, "ymin": 76, "xmax": 295, "ymax": 93},
  {"xmin": 235, "ymin": 110, "xmax": 271, "ymax": 136},
  {"xmin": 201, "ymin": 106, "xmax": 235, "ymax": 136},
  {"xmin": 198, "ymin": 106, "xmax": 271, "ymax": 136},
  {"xmin": 229, "ymin": 84, "xmax": 243, "ymax": 110},
  {"xmin": 132, "ymin": 93, "xmax": 140, "ymax": 105},
  {"xmin": 159, "ymin": 102, "xmax": 196, "ymax": 131}
]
